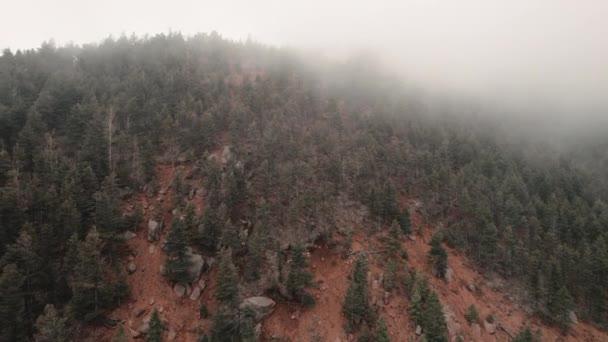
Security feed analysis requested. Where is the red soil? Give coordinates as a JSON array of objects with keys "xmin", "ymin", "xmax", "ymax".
[{"xmin": 84, "ymin": 164, "xmax": 214, "ymax": 341}]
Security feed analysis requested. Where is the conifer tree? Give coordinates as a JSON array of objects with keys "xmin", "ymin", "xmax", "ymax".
[
  {"xmin": 375, "ymin": 318, "xmax": 390, "ymax": 342},
  {"xmin": 69, "ymin": 228, "xmax": 108, "ymax": 322},
  {"xmin": 215, "ymin": 248, "xmax": 239, "ymax": 310},
  {"xmin": 385, "ymin": 220, "xmax": 403, "ymax": 259},
  {"xmin": 164, "ymin": 219, "xmax": 194, "ymax": 284},
  {"xmin": 421, "ymin": 292, "xmax": 447, "ymax": 342},
  {"xmin": 286, "ymin": 244, "xmax": 314, "ymax": 304},
  {"xmin": 399, "ymin": 208, "xmax": 411, "ymax": 234},
  {"xmin": 147, "ymin": 309, "xmax": 163, "ymax": 342},
  {"xmin": 34, "ymin": 304, "xmax": 68, "ymax": 342},
  {"xmin": 0, "ymin": 264, "xmax": 26, "ymax": 341},
  {"xmin": 548, "ymin": 286, "xmax": 574, "ymax": 333},
  {"xmin": 428, "ymin": 234, "xmax": 448, "ymax": 279},
  {"xmin": 343, "ymin": 255, "xmax": 370, "ymax": 324},
  {"xmin": 464, "ymin": 304, "xmax": 478, "ymax": 324},
  {"xmin": 200, "ymin": 208, "xmax": 220, "ymax": 253},
  {"xmin": 383, "ymin": 258, "xmax": 398, "ymax": 291}
]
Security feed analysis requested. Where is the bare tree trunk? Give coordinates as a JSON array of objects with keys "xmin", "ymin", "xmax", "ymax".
[{"xmin": 108, "ymin": 106, "xmax": 115, "ymax": 173}]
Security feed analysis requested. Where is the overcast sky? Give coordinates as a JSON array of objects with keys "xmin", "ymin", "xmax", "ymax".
[{"xmin": 2, "ymin": 0, "xmax": 607, "ymax": 116}]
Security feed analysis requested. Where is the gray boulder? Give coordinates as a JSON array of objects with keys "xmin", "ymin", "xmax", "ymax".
[
  {"xmin": 174, "ymin": 284, "xmax": 186, "ymax": 298},
  {"xmin": 569, "ymin": 310, "xmax": 578, "ymax": 324},
  {"xmin": 148, "ymin": 219, "xmax": 162, "ymax": 242},
  {"xmin": 186, "ymin": 248, "xmax": 205, "ymax": 280},
  {"xmin": 483, "ymin": 320, "xmax": 496, "ymax": 334},
  {"xmin": 239, "ymin": 297, "xmax": 276, "ymax": 322},
  {"xmin": 190, "ymin": 286, "xmax": 201, "ymax": 300},
  {"xmin": 471, "ymin": 323, "xmax": 482, "ymax": 338}
]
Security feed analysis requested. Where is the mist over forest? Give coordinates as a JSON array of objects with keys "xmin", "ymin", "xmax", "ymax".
[{"xmin": 1, "ymin": 2, "xmax": 607, "ymax": 342}]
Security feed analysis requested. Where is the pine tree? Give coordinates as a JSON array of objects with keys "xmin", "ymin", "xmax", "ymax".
[
  {"xmin": 385, "ymin": 220, "xmax": 403, "ymax": 259},
  {"xmin": 286, "ymin": 244, "xmax": 314, "ymax": 304},
  {"xmin": 428, "ymin": 234, "xmax": 448, "ymax": 279},
  {"xmin": 343, "ymin": 255, "xmax": 370, "ymax": 324},
  {"xmin": 215, "ymin": 248, "xmax": 239, "ymax": 310},
  {"xmin": 0, "ymin": 264, "xmax": 26, "ymax": 341},
  {"xmin": 200, "ymin": 208, "xmax": 220, "ymax": 253},
  {"xmin": 375, "ymin": 318, "xmax": 390, "ymax": 342},
  {"xmin": 464, "ymin": 304, "xmax": 478, "ymax": 324},
  {"xmin": 69, "ymin": 228, "xmax": 107, "ymax": 322},
  {"xmin": 383, "ymin": 258, "xmax": 398, "ymax": 291},
  {"xmin": 34, "ymin": 304, "xmax": 68, "ymax": 342},
  {"xmin": 421, "ymin": 292, "xmax": 447, "ymax": 342},
  {"xmin": 398, "ymin": 208, "xmax": 411, "ymax": 234},
  {"xmin": 164, "ymin": 218, "xmax": 194, "ymax": 284},
  {"xmin": 147, "ymin": 309, "xmax": 163, "ymax": 342},
  {"xmin": 409, "ymin": 286, "xmax": 423, "ymax": 324},
  {"xmin": 548, "ymin": 286, "xmax": 574, "ymax": 333}
]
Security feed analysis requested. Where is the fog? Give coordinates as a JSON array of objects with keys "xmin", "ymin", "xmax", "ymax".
[{"xmin": 2, "ymin": 0, "xmax": 607, "ymax": 122}]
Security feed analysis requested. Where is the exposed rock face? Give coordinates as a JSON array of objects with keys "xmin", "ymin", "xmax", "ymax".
[
  {"xmin": 127, "ymin": 262, "xmax": 137, "ymax": 274},
  {"xmin": 239, "ymin": 297, "xmax": 276, "ymax": 322},
  {"xmin": 138, "ymin": 316, "xmax": 150, "ymax": 334},
  {"xmin": 443, "ymin": 304, "xmax": 462, "ymax": 337},
  {"xmin": 148, "ymin": 219, "xmax": 162, "ymax": 242},
  {"xmin": 186, "ymin": 248, "xmax": 205, "ymax": 280},
  {"xmin": 174, "ymin": 284, "xmax": 186, "ymax": 298},
  {"xmin": 190, "ymin": 286, "xmax": 201, "ymax": 300},
  {"xmin": 483, "ymin": 320, "xmax": 496, "ymax": 334}
]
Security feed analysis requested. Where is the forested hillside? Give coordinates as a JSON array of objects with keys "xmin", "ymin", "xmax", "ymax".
[{"xmin": 1, "ymin": 33, "xmax": 607, "ymax": 341}]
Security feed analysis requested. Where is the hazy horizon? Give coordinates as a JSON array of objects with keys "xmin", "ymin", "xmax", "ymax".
[{"xmin": 2, "ymin": 0, "xmax": 607, "ymax": 120}]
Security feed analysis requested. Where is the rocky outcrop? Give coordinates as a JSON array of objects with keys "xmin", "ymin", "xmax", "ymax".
[
  {"xmin": 239, "ymin": 297, "xmax": 276, "ymax": 322},
  {"xmin": 190, "ymin": 286, "xmax": 201, "ymax": 300},
  {"xmin": 186, "ymin": 248, "xmax": 205, "ymax": 280},
  {"xmin": 174, "ymin": 284, "xmax": 186, "ymax": 298},
  {"xmin": 483, "ymin": 320, "xmax": 496, "ymax": 334},
  {"xmin": 148, "ymin": 219, "xmax": 162, "ymax": 242}
]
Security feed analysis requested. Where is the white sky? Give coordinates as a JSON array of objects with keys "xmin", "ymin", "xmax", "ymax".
[{"xmin": 2, "ymin": 0, "xmax": 607, "ymax": 114}]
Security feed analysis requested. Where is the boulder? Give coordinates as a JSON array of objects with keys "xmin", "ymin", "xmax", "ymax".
[
  {"xmin": 471, "ymin": 323, "xmax": 482, "ymax": 338},
  {"xmin": 168, "ymin": 330, "xmax": 177, "ymax": 341},
  {"xmin": 138, "ymin": 317, "xmax": 150, "ymax": 334},
  {"xmin": 190, "ymin": 286, "xmax": 201, "ymax": 300},
  {"xmin": 372, "ymin": 280, "xmax": 380, "ymax": 290},
  {"xmin": 569, "ymin": 311, "xmax": 578, "ymax": 324},
  {"xmin": 483, "ymin": 320, "xmax": 496, "ymax": 334},
  {"xmin": 149, "ymin": 245, "xmax": 156, "ymax": 255},
  {"xmin": 467, "ymin": 283, "xmax": 476, "ymax": 292},
  {"xmin": 186, "ymin": 249, "xmax": 205, "ymax": 280},
  {"xmin": 188, "ymin": 189, "xmax": 196, "ymax": 200},
  {"xmin": 198, "ymin": 279, "xmax": 206, "ymax": 290},
  {"xmin": 408, "ymin": 235, "xmax": 417, "ymax": 241},
  {"xmin": 159, "ymin": 264, "xmax": 167, "ymax": 276},
  {"xmin": 149, "ymin": 298, "xmax": 155, "ymax": 305},
  {"xmin": 148, "ymin": 219, "xmax": 162, "ymax": 242},
  {"xmin": 127, "ymin": 262, "xmax": 137, "ymax": 274},
  {"xmin": 416, "ymin": 325, "xmax": 422, "ymax": 335},
  {"xmin": 174, "ymin": 284, "xmax": 186, "ymax": 298},
  {"xmin": 445, "ymin": 267, "xmax": 453, "ymax": 283},
  {"xmin": 239, "ymin": 297, "xmax": 276, "ymax": 322}
]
